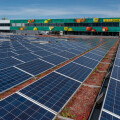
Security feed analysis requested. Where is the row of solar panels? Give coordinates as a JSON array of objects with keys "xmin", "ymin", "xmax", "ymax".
[
  {"xmin": 0, "ymin": 35, "xmax": 111, "ymax": 93},
  {"xmin": 0, "ymin": 38, "xmax": 105, "ymax": 59},
  {"xmin": 99, "ymin": 44, "xmax": 120, "ymax": 120},
  {"xmin": 56, "ymin": 40, "xmax": 117, "ymax": 82},
  {"xmin": 0, "ymin": 37, "xmax": 117, "ymax": 120}
]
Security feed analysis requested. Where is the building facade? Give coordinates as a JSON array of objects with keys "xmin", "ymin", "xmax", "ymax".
[{"xmin": 1, "ymin": 18, "xmax": 120, "ymax": 36}]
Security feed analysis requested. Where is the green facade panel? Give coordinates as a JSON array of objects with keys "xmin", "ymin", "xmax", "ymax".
[
  {"xmin": 10, "ymin": 18, "xmax": 120, "ymax": 23},
  {"xmin": 10, "ymin": 18, "xmax": 120, "ymax": 32},
  {"xmin": 10, "ymin": 26, "xmax": 120, "ymax": 32}
]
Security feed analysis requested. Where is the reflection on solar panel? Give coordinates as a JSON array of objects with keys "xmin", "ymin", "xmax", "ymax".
[
  {"xmin": 84, "ymin": 52, "xmax": 102, "ymax": 61},
  {"xmin": 0, "ymin": 52, "xmax": 17, "ymax": 59},
  {"xmin": 0, "ymin": 57, "xmax": 22, "ymax": 70},
  {"xmin": 111, "ymin": 66, "xmax": 120, "ymax": 81},
  {"xmin": 0, "ymin": 67, "xmax": 32, "ymax": 93},
  {"xmin": 57, "ymin": 51, "xmax": 76, "ymax": 59},
  {"xmin": 100, "ymin": 111, "xmax": 120, "ymax": 120},
  {"xmin": 103, "ymin": 78, "xmax": 120, "ymax": 116},
  {"xmin": 20, "ymin": 72, "xmax": 80, "ymax": 112},
  {"xmin": 16, "ymin": 59, "xmax": 54, "ymax": 75},
  {"xmin": 0, "ymin": 93, "xmax": 55, "ymax": 120},
  {"xmin": 34, "ymin": 50, "xmax": 53, "ymax": 57},
  {"xmin": 14, "ymin": 53, "xmax": 40, "ymax": 62},
  {"xmin": 74, "ymin": 56, "xmax": 98, "ymax": 69},
  {"xmin": 56, "ymin": 62, "xmax": 92, "ymax": 82},
  {"xmin": 42, "ymin": 54, "xmax": 67, "ymax": 65}
]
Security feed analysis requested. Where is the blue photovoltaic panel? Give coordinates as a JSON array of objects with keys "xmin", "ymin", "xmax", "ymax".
[
  {"xmin": 15, "ymin": 49, "xmax": 30, "ymax": 54},
  {"xmin": 66, "ymin": 48, "xmax": 85, "ymax": 55},
  {"xmin": 116, "ymin": 52, "xmax": 120, "ymax": 59},
  {"xmin": 34, "ymin": 50, "xmax": 53, "ymax": 57},
  {"xmin": 42, "ymin": 54, "xmax": 67, "ymax": 65},
  {"xmin": 53, "ymin": 46, "xmax": 69, "ymax": 51},
  {"xmin": 0, "ymin": 93, "xmax": 55, "ymax": 120},
  {"xmin": 84, "ymin": 52, "xmax": 102, "ymax": 61},
  {"xmin": 16, "ymin": 59, "xmax": 54, "ymax": 75},
  {"xmin": 91, "ymin": 49, "xmax": 106, "ymax": 56},
  {"xmin": 35, "ymin": 44, "xmax": 52, "ymax": 50},
  {"xmin": 20, "ymin": 72, "xmax": 80, "ymax": 112},
  {"xmin": 0, "ymin": 57, "xmax": 22, "ymax": 70},
  {"xmin": 100, "ymin": 111, "xmax": 120, "ymax": 120},
  {"xmin": 0, "ymin": 67, "xmax": 32, "ymax": 93},
  {"xmin": 28, "ymin": 46, "xmax": 44, "ymax": 52},
  {"xmin": 57, "ymin": 51, "xmax": 76, "ymax": 59},
  {"xmin": 103, "ymin": 78, "xmax": 120, "ymax": 116},
  {"xmin": 46, "ymin": 48, "xmax": 63, "ymax": 54},
  {"xmin": 114, "ymin": 58, "xmax": 120, "ymax": 67},
  {"xmin": 0, "ymin": 48, "xmax": 13, "ymax": 53},
  {"xmin": 0, "ymin": 52, "xmax": 17, "ymax": 59},
  {"xmin": 73, "ymin": 56, "xmax": 98, "ymax": 69},
  {"xmin": 56, "ymin": 62, "xmax": 92, "ymax": 82},
  {"xmin": 14, "ymin": 53, "xmax": 40, "ymax": 62},
  {"xmin": 111, "ymin": 66, "xmax": 120, "ymax": 81}
]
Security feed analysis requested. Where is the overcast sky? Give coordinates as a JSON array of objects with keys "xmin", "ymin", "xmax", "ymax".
[{"xmin": 0, "ymin": 0, "xmax": 119, "ymax": 19}]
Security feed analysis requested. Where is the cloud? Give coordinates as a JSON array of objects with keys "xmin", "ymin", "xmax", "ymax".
[{"xmin": 0, "ymin": 4, "xmax": 119, "ymax": 19}]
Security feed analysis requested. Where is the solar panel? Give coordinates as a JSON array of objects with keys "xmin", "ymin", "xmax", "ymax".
[
  {"xmin": 0, "ymin": 93, "xmax": 55, "ymax": 120},
  {"xmin": 0, "ymin": 57, "xmax": 23, "ymax": 70},
  {"xmin": 66, "ymin": 48, "xmax": 85, "ymax": 55},
  {"xmin": 114, "ymin": 58, "xmax": 120, "ymax": 67},
  {"xmin": 16, "ymin": 59, "xmax": 54, "ymax": 76},
  {"xmin": 52, "ymin": 46, "xmax": 69, "ymax": 51},
  {"xmin": 28, "ymin": 46, "xmax": 44, "ymax": 52},
  {"xmin": 103, "ymin": 78, "xmax": 120, "ymax": 116},
  {"xmin": 99, "ymin": 111, "xmax": 120, "ymax": 120},
  {"xmin": 41, "ymin": 54, "xmax": 67, "ymax": 65},
  {"xmin": 13, "ymin": 46, "xmax": 26, "ymax": 51},
  {"xmin": 36, "ymin": 44, "xmax": 53, "ymax": 50},
  {"xmin": 15, "ymin": 49, "xmax": 31, "ymax": 54},
  {"xmin": 0, "ymin": 52, "xmax": 17, "ymax": 59},
  {"xmin": 0, "ymin": 48, "xmax": 13, "ymax": 53},
  {"xmin": 20, "ymin": 72, "xmax": 80, "ymax": 112},
  {"xmin": 34, "ymin": 50, "xmax": 53, "ymax": 57},
  {"xmin": 84, "ymin": 52, "xmax": 103, "ymax": 61},
  {"xmin": 111, "ymin": 66, "xmax": 120, "ymax": 81},
  {"xmin": 116, "ymin": 52, "xmax": 120, "ymax": 59},
  {"xmin": 45, "ymin": 48, "xmax": 63, "ymax": 54},
  {"xmin": 14, "ymin": 53, "xmax": 40, "ymax": 62},
  {"xmin": 56, "ymin": 62, "xmax": 92, "ymax": 82},
  {"xmin": 56, "ymin": 51, "xmax": 76, "ymax": 59},
  {"xmin": 91, "ymin": 49, "xmax": 106, "ymax": 56},
  {"xmin": 73, "ymin": 55, "xmax": 98, "ymax": 69},
  {"xmin": 0, "ymin": 67, "xmax": 32, "ymax": 93}
]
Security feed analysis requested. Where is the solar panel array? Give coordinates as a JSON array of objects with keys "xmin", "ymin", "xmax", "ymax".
[
  {"xmin": 0, "ymin": 35, "xmax": 111, "ymax": 93},
  {"xmin": 99, "ymin": 44, "xmax": 120, "ymax": 120},
  {"xmin": 16, "ymin": 59, "xmax": 54, "ymax": 76},
  {"xmin": 0, "ymin": 35, "xmax": 118, "ymax": 120},
  {"xmin": 20, "ymin": 72, "xmax": 80, "ymax": 112},
  {"xmin": 57, "ymin": 39, "xmax": 117, "ymax": 83},
  {"xmin": 0, "ymin": 93, "xmax": 55, "ymax": 120},
  {"xmin": 0, "ymin": 67, "xmax": 32, "ymax": 93}
]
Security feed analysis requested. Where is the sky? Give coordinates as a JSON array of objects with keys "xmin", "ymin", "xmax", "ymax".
[{"xmin": 0, "ymin": 0, "xmax": 120, "ymax": 19}]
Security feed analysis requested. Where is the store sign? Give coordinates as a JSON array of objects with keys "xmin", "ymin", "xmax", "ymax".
[{"xmin": 103, "ymin": 19, "xmax": 120, "ymax": 22}]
